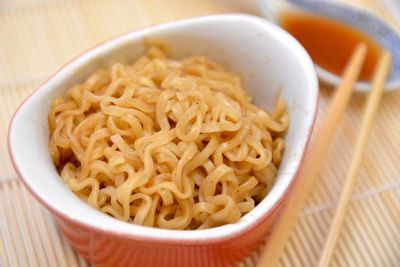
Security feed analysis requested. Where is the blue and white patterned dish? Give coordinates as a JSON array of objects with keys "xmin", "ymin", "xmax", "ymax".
[{"xmin": 256, "ymin": 0, "xmax": 400, "ymax": 91}]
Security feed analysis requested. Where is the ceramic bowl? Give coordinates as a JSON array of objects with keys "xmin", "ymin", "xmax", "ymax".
[
  {"xmin": 256, "ymin": 0, "xmax": 400, "ymax": 92},
  {"xmin": 8, "ymin": 14, "xmax": 318, "ymax": 267}
]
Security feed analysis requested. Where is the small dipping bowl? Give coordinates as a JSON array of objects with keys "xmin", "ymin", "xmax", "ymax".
[
  {"xmin": 8, "ymin": 14, "xmax": 318, "ymax": 267},
  {"xmin": 256, "ymin": 0, "xmax": 400, "ymax": 92}
]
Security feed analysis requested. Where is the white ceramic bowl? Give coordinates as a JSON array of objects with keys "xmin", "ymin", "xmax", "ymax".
[
  {"xmin": 256, "ymin": 0, "xmax": 400, "ymax": 92},
  {"xmin": 8, "ymin": 14, "xmax": 318, "ymax": 266}
]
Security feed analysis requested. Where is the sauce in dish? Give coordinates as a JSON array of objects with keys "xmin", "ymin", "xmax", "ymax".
[{"xmin": 279, "ymin": 11, "xmax": 382, "ymax": 81}]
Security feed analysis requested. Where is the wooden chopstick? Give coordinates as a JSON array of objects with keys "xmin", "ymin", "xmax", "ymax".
[
  {"xmin": 256, "ymin": 43, "xmax": 368, "ymax": 267},
  {"xmin": 317, "ymin": 50, "xmax": 392, "ymax": 267}
]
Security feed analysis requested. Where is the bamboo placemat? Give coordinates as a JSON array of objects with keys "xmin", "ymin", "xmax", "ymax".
[{"xmin": 0, "ymin": 0, "xmax": 399, "ymax": 266}]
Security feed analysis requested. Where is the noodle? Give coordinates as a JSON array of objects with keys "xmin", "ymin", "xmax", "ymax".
[{"xmin": 48, "ymin": 39, "xmax": 290, "ymax": 230}]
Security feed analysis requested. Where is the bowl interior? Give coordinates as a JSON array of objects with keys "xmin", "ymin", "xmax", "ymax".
[{"xmin": 8, "ymin": 14, "xmax": 318, "ymax": 240}]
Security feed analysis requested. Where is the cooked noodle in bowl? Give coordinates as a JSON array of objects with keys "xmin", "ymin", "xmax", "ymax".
[
  {"xmin": 48, "ymin": 39, "xmax": 290, "ymax": 230},
  {"xmin": 9, "ymin": 14, "xmax": 319, "ymax": 266}
]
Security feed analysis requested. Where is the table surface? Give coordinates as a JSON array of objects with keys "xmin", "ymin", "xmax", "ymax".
[{"xmin": 0, "ymin": 0, "xmax": 399, "ymax": 266}]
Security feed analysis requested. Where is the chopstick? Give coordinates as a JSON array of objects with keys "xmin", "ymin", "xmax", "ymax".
[
  {"xmin": 256, "ymin": 43, "xmax": 367, "ymax": 267},
  {"xmin": 317, "ymin": 50, "xmax": 391, "ymax": 267}
]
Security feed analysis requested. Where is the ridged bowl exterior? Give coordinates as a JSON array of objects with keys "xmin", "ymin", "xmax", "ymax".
[{"xmin": 54, "ymin": 202, "xmax": 281, "ymax": 267}]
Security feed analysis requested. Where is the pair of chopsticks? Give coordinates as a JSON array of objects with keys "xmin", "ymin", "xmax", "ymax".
[{"xmin": 257, "ymin": 44, "xmax": 392, "ymax": 267}]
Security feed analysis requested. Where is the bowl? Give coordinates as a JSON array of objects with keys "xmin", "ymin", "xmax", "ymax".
[
  {"xmin": 8, "ymin": 14, "xmax": 318, "ymax": 267},
  {"xmin": 256, "ymin": 0, "xmax": 400, "ymax": 92}
]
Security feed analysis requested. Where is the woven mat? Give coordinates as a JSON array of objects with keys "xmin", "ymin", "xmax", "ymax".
[{"xmin": 1, "ymin": 0, "xmax": 399, "ymax": 266}]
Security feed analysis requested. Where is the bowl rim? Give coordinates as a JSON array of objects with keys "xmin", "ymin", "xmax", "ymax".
[
  {"xmin": 8, "ymin": 13, "xmax": 319, "ymax": 244},
  {"xmin": 317, "ymin": 65, "xmax": 400, "ymax": 92}
]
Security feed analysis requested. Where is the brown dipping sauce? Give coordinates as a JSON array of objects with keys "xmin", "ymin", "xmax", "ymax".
[{"xmin": 279, "ymin": 11, "xmax": 382, "ymax": 81}]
